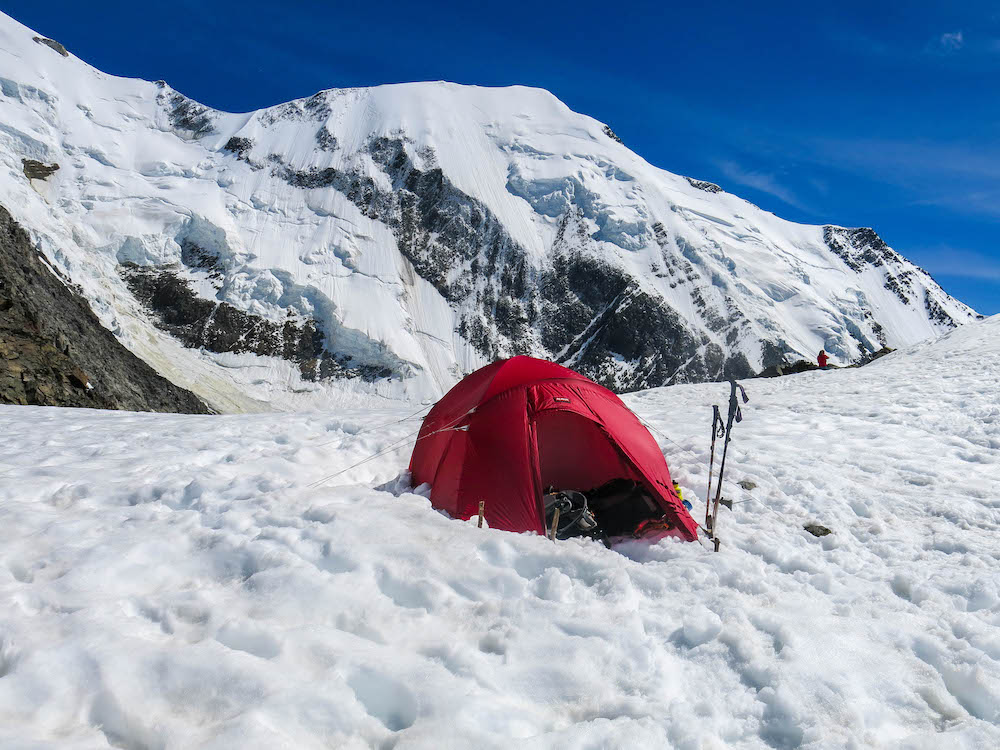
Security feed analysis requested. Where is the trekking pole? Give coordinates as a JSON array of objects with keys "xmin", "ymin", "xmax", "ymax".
[
  {"xmin": 704, "ymin": 405, "xmax": 724, "ymax": 533},
  {"xmin": 710, "ymin": 380, "xmax": 749, "ymax": 551}
]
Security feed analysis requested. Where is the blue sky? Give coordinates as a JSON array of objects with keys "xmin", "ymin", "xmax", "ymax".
[{"xmin": 5, "ymin": 0, "xmax": 998, "ymax": 313}]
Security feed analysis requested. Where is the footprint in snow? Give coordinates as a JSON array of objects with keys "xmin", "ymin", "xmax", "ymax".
[
  {"xmin": 215, "ymin": 621, "xmax": 282, "ymax": 660},
  {"xmin": 348, "ymin": 668, "xmax": 418, "ymax": 732}
]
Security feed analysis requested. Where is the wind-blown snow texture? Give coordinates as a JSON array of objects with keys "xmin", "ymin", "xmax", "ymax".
[
  {"xmin": 1, "ymin": 315, "xmax": 998, "ymax": 748},
  {"xmin": 0, "ymin": 14, "xmax": 979, "ymax": 411}
]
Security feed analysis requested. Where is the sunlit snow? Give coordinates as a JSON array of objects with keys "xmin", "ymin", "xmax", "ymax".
[{"xmin": 1, "ymin": 316, "xmax": 997, "ymax": 748}]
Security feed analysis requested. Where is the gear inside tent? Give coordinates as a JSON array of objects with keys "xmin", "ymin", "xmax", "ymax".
[{"xmin": 409, "ymin": 357, "xmax": 698, "ymax": 543}]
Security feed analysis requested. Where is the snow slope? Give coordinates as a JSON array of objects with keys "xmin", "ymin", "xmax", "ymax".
[
  {"xmin": 0, "ymin": 13, "xmax": 979, "ymax": 411},
  {"xmin": 1, "ymin": 315, "xmax": 997, "ymax": 748}
]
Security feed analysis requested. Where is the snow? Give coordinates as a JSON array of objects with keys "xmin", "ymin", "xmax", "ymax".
[
  {"xmin": 0, "ymin": 12, "xmax": 979, "ymax": 412},
  {"xmin": 2, "ymin": 315, "xmax": 998, "ymax": 748}
]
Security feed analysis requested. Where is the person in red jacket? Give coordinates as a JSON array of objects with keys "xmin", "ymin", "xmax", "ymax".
[{"xmin": 818, "ymin": 350, "xmax": 829, "ymax": 369}]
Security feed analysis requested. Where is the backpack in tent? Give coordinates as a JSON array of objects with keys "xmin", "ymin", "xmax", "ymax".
[{"xmin": 408, "ymin": 357, "xmax": 698, "ymax": 542}]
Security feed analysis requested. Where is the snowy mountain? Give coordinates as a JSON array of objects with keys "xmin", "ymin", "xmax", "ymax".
[
  {"xmin": 2, "ymin": 314, "xmax": 998, "ymax": 747},
  {"xmin": 0, "ymin": 13, "xmax": 979, "ymax": 411}
]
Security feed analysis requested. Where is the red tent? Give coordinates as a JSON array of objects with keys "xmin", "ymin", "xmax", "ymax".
[{"xmin": 409, "ymin": 356, "xmax": 698, "ymax": 541}]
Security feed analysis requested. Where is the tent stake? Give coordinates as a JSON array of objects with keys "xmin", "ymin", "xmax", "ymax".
[
  {"xmin": 477, "ymin": 500, "xmax": 485, "ymax": 528},
  {"xmin": 549, "ymin": 507, "xmax": 561, "ymax": 541}
]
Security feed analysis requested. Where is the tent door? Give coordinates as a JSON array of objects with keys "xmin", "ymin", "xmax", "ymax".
[{"xmin": 531, "ymin": 408, "xmax": 664, "ymax": 537}]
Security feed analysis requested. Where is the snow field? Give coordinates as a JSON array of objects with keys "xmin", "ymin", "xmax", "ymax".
[{"xmin": 0, "ymin": 317, "xmax": 998, "ymax": 748}]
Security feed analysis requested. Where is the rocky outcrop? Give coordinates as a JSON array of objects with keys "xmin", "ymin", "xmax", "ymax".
[
  {"xmin": 0, "ymin": 205, "xmax": 209, "ymax": 412},
  {"xmin": 267, "ymin": 135, "xmax": 753, "ymax": 391},
  {"xmin": 155, "ymin": 83, "xmax": 214, "ymax": 138},
  {"xmin": 32, "ymin": 36, "xmax": 67, "ymax": 56},
  {"xmin": 823, "ymin": 226, "xmax": 968, "ymax": 329},
  {"xmin": 685, "ymin": 177, "xmax": 723, "ymax": 194},
  {"xmin": 120, "ymin": 264, "xmax": 395, "ymax": 382},
  {"xmin": 755, "ymin": 346, "xmax": 895, "ymax": 378},
  {"xmin": 602, "ymin": 125, "xmax": 623, "ymax": 144},
  {"xmin": 21, "ymin": 159, "xmax": 59, "ymax": 180}
]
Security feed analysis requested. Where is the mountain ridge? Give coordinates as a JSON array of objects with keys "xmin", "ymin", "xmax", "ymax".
[{"xmin": 0, "ymin": 13, "xmax": 979, "ymax": 411}]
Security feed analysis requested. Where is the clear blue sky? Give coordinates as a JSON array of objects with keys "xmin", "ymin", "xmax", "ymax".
[{"xmin": 5, "ymin": 0, "xmax": 998, "ymax": 313}]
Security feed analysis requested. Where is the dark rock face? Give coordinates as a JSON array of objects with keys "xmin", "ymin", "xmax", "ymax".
[
  {"xmin": 924, "ymin": 289, "xmax": 961, "ymax": 327},
  {"xmin": 32, "ymin": 36, "xmax": 68, "ymax": 57},
  {"xmin": 156, "ymin": 85, "xmax": 214, "ymax": 138},
  {"xmin": 756, "ymin": 359, "xmax": 820, "ymax": 378},
  {"xmin": 315, "ymin": 126, "xmax": 338, "ymax": 152},
  {"xmin": 0, "ymin": 205, "xmax": 208, "ymax": 412},
  {"xmin": 536, "ymin": 210, "xmax": 754, "ymax": 389},
  {"xmin": 134, "ymin": 96, "xmax": 786, "ymax": 392},
  {"xmin": 260, "ymin": 92, "xmax": 331, "ymax": 125},
  {"xmin": 602, "ymin": 125, "xmax": 623, "ymax": 144},
  {"xmin": 823, "ymin": 226, "xmax": 892, "ymax": 273},
  {"xmin": 268, "ymin": 135, "xmax": 752, "ymax": 391},
  {"xmin": 120, "ymin": 265, "xmax": 394, "ymax": 383},
  {"xmin": 685, "ymin": 177, "xmax": 723, "ymax": 193},
  {"xmin": 823, "ymin": 226, "xmax": 961, "ymax": 329},
  {"xmin": 22, "ymin": 159, "xmax": 59, "ymax": 180},
  {"xmin": 853, "ymin": 347, "xmax": 894, "ymax": 367},
  {"xmin": 222, "ymin": 136, "xmax": 253, "ymax": 160}
]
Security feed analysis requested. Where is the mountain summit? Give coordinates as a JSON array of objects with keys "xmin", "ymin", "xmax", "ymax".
[{"xmin": 0, "ymin": 13, "xmax": 978, "ymax": 410}]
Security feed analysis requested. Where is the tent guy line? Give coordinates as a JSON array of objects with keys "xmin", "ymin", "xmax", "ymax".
[
  {"xmin": 313, "ymin": 404, "xmax": 433, "ymax": 448},
  {"xmin": 309, "ymin": 409, "xmax": 475, "ymax": 489}
]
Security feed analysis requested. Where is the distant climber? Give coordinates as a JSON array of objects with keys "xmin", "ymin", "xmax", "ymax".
[{"xmin": 818, "ymin": 350, "xmax": 830, "ymax": 369}]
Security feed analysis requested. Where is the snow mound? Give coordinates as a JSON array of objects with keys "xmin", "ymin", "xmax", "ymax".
[{"xmin": 1, "ymin": 316, "xmax": 998, "ymax": 747}]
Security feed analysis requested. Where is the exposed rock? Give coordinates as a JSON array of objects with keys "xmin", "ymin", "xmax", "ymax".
[
  {"xmin": 222, "ymin": 136, "xmax": 253, "ymax": 160},
  {"xmin": 120, "ymin": 264, "xmax": 395, "ymax": 383},
  {"xmin": 22, "ymin": 159, "xmax": 59, "ymax": 180},
  {"xmin": 0, "ymin": 204, "xmax": 209, "ymax": 412},
  {"xmin": 157, "ymin": 88, "xmax": 214, "ymax": 138},
  {"xmin": 315, "ymin": 126, "xmax": 338, "ymax": 152},
  {"xmin": 32, "ymin": 36, "xmax": 68, "ymax": 56},
  {"xmin": 756, "ymin": 359, "xmax": 821, "ymax": 378},
  {"xmin": 924, "ymin": 288, "xmax": 967, "ymax": 326},
  {"xmin": 823, "ymin": 226, "xmax": 961, "ymax": 329},
  {"xmin": 259, "ymin": 91, "xmax": 331, "ymax": 126},
  {"xmin": 804, "ymin": 524, "xmax": 832, "ymax": 537},
  {"xmin": 757, "ymin": 343, "xmax": 900, "ymax": 378},
  {"xmin": 602, "ymin": 125, "xmax": 623, "ymax": 144},
  {"xmin": 823, "ymin": 226, "xmax": 895, "ymax": 273},
  {"xmin": 686, "ymin": 177, "xmax": 723, "ymax": 193},
  {"xmin": 851, "ymin": 347, "xmax": 894, "ymax": 367},
  {"xmin": 274, "ymin": 136, "xmax": 753, "ymax": 391}
]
